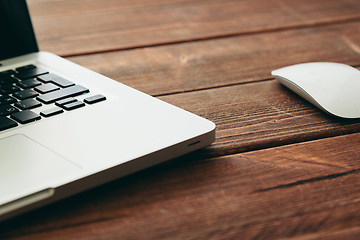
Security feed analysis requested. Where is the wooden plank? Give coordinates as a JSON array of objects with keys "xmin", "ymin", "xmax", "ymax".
[
  {"xmin": 1, "ymin": 133, "xmax": 360, "ymax": 239},
  {"xmin": 68, "ymin": 21, "xmax": 360, "ymax": 96},
  {"xmin": 158, "ymin": 79, "xmax": 360, "ymax": 156},
  {"xmin": 27, "ymin": 0, "xmax": 360, "ymax": 56}
]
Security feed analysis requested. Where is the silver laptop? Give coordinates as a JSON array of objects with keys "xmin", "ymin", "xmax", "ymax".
[{"xmin": 0, "ymin": 0, "xmax": 215, "ymax": 221}]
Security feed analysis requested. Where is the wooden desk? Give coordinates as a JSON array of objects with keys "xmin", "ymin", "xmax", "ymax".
[{"xmin": 2, "ymin": 0, "xmax": 360, "ymax": 239}]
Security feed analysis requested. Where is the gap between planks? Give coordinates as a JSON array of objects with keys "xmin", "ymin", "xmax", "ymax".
[{"xmin": 60, "ymin": 16, "xmax": 360, "ymax": 59}]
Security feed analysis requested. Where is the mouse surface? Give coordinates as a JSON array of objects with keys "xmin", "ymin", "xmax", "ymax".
[{"xmin": 271, "ymin": 62, "xmax": 360, "ymax": 119}]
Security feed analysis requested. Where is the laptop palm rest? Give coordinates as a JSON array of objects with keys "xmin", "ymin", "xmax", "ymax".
[{"xmin": 0, "ymin": 134, "xmax": 81, "ymax": 214}]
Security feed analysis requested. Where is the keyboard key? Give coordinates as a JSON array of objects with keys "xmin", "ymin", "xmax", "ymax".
[
  {"xmin": 15, "ymin": 64, "xmax": 36, "ymax": 72},
  {"xmin": 84, "ymin": 94, "xmax": 106, "ymax": 104},
  {"xmin": 40, "ymin": 107, "xmax": 64, "ymax": 117},
  {"xmin": 0, "ymin": 96, "xmax": 17, "ymax": 106},
  {"xmin": 11, "ymin": 110, "xmax": 41, "ymax": 124},
  {"xmin": 13, "ymin": 89, "xmax": 39, "ymax": 100},
  {"xmin": 16, "ymin": 79, "xmax": 42, "ymax": 89},
  {"xmin": 55, "ymin": 97, "xmax": 77, "ymax": 106},
  {"xmin": 15, "ymin": 67, "xmax": 48, "ymax": 80},
  {"xmin": 37, "ymin": 85, "xmax": 89, "ymax": 104},
  {"xmin": 62, "ymin": 101, "xmax": 85, "ymax": 110},
  {"xmin": 0, "ymin": 85, "xmax": 21, "ymax": 95},
  {"xmin": 36, "ymin": 74, "xmax": 52, "ymax": 83},
  {"xmin": 37, "ymin": 73, "xmax": 74, "ymax": 88},
  {"xmin": 0, "ymin": 105, "xmax": 19, "ymax": 117},
  {"xmin": 34, "ymin": 83, "xmax": 60, "ymax": 94},
  {"xmin": 15, "ymin": 99, "xmax": 42, "ymax": 110},
  {"xmin": 0, "ymin": 69, "xmax": 15, "ymax": 78},
  {"xmin": 0, "ymin": 76, "xmax": 18, "ymax": 85},
  {"xmin": 0, "ymin": 117, "xmax": 18, "ymax": 131}
]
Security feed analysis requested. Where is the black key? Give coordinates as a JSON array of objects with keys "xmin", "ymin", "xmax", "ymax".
[
  {"xmin": 0, "ymin": 96, "xmax": 17, "ymax": 106},
  {"xmin": 0, "ymin": 76, "xmax": 18, "ymax": 85},
  {"xmin": 15, "ymin": 99, "xmax": 42, "ymax": 110},
  {"xmin": 34, "ymin": 83, "xmax": 60, "ymax": 94},
  {"xmin": 62, "ymin": 101, "xmax": 85, "ymax": 110},
  {"xmin": 37, "ymin": 85, "xmax": 89, "ymax": 104},
  {"xmin": 37, "ymin": 73, "xmax": 74, "ymax": 88},
  {"xmin": 0, "ymin": 105, "xmax": 19, "ymax": 117},
  {"xmin": 0, "ymin": 85, "xmax": 21, "ymax": 95},
  {"xmin": 55, "ymin": 97, "xmax": 77, "ymax": 107},
  {"xmin": 40, "ymin": 107, "xmax": 64, "ymax": 117},
  {"xmin": 84, "ymin": 94, "xmax": 106, "ymax": 104},
  {"xmin": 13, "ymin": 89, "xmax": 39, "ymax": 100},
  {"xmin": 0, "ymin": 117, "xmax": 18, "ymax": 131},
  {"xmin": 0, "ymin": 69, "xmax": 15, "ymax": 78},
  {"xmin": 15, "ymin": 67, "xmax": 48, "ymax": 80},
  {"xmin": 15, "ymin": 64, "xmax": 36, "ymax": 72},
  {"xmin": 11, "ymin": 110, "xmax": 41, "ymax": 124},
  {"xmin": 16, "ymin": 79, "xmax": 42, "ymax": 89}
]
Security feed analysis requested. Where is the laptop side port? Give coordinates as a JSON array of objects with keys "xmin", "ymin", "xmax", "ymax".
[{"xmin": 188, "ymin": 141, "xmax": 200, "ymax": 147}]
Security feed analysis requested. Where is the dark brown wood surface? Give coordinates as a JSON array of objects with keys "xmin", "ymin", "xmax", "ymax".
[
  {"xmin": 1, "ymin": 0, "xmax": 360, "ymax": 239},
  {"xmin": 28, "ymin": 0, "xmax": 360, "ymax": 57}
]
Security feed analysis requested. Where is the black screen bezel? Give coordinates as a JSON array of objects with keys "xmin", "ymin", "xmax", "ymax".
[{"xmin": 0, "ymin": 0, "xmax": 39, "ymax": 61}]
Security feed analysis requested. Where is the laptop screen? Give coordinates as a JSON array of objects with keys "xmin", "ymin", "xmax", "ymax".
[{"xmin": 0, "ymin": 0, "xmax": 38, "ymax": 61}]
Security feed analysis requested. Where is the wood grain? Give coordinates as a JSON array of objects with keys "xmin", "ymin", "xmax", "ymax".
[
  {"xmin": 1, "ymin": 133, "xmax": 359, "ymax": 239},
  {"xmin": 158, "ymin": 80, "xmax": 360, "ymax": 155},
  {"xmin": 2, "ymin": 0, "xmax": 360, "ymax": 239},
  {"xmin": 27, "ymin": 0, "xmax": 360, "ymax": 56},
  {"xmin": 67, "ymin": 21, "xmax": 360, "ymax": 96}
]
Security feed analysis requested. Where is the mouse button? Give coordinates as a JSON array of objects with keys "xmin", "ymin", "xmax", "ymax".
[
  {"xmin": 273, "ymin": 63, "xmax": 354, "ymax": 98},
  {"xmin": 272, "ymin": 64, "xmax": 321, "ymax": 90},
  {"xmin": 272, "ymin": 62, "xmax": 352, "ymax": 81}
]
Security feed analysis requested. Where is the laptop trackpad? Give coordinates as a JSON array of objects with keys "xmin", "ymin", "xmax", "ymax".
[{"xmin": 0, "ymin": 134, "xmax": 81, "ymax": 205}]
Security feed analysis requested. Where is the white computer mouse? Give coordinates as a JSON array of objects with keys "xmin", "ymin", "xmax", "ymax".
[{"xmin": 271, "ymin": 62, "xmax": 360, "ymax": 119}]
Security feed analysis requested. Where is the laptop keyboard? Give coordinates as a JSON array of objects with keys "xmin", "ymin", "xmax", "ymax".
[{"xmin": 0, "ymin": 64, "xmax": 106, "ymax": 132}]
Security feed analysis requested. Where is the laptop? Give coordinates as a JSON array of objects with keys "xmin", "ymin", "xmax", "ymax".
[{"xmin": 0, "ymin": 0, "xmax": 215, "ymax": 221}]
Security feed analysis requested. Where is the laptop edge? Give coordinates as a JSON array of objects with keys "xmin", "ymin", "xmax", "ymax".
[{"xmin": 0, "ymin": 1, "xmax": 215, "ymax": 221}]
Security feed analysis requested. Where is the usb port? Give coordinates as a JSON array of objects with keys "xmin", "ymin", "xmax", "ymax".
[{"xmin": 188, "ymin": 141, "xmax": 200, "ymax": 147}]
